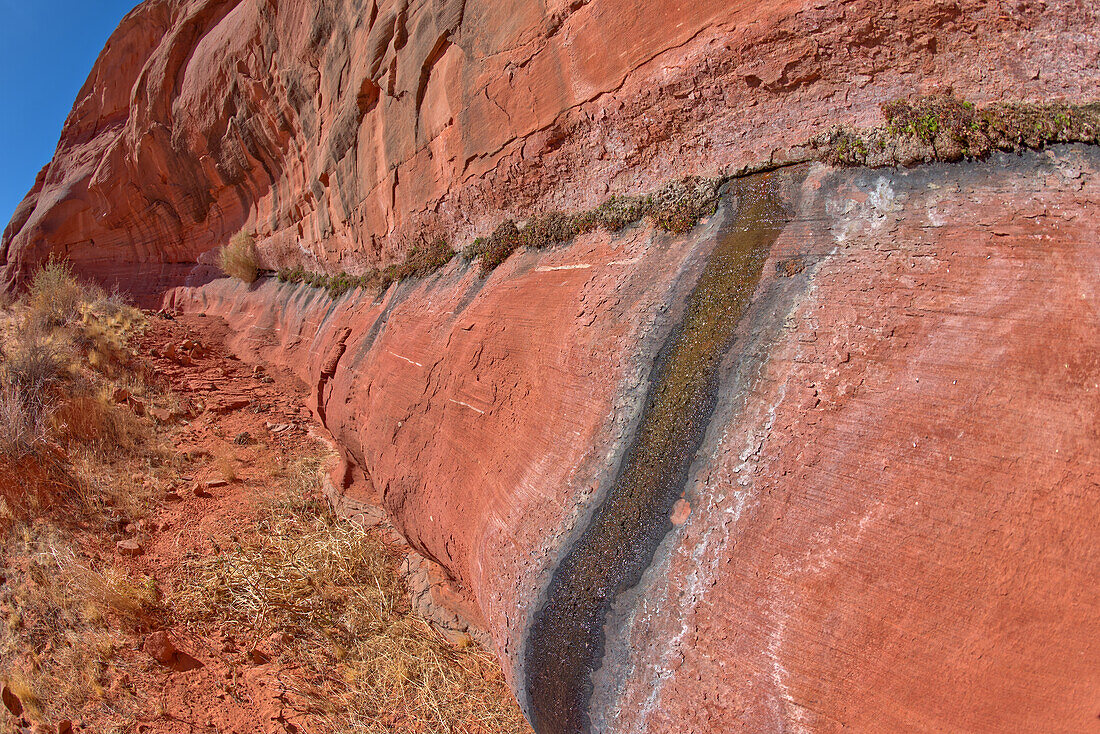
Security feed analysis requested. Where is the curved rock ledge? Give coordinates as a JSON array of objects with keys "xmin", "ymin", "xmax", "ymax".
[{"xmin": 168, "ymin": 146, "xmax": 1100, "ymax": 733}]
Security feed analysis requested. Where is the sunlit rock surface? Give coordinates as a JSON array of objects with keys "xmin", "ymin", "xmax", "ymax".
[
  {"xmin": 169, "ymin": 147, "xmax": 1100, "ymax": 732},
  {"xmin": 4, "ymin": 0, "xmax": 1100, "ymax": 731},
  {"xmin": 4, "ymin": 0, "xmax": 1098, "ymax": 298}
]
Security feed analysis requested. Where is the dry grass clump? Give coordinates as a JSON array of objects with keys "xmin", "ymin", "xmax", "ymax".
[
  {"xmin": 77, "ymin": 294, "xmax": 145, "ymax": 377},
  {"xmin": 0, "ymin": 261, "xmax": 171, "ymax": 730},
  {"xmin": 25, "ymin": 257, "xmax": 91, "ymax": 329},
  {"xmin": 0, "ymin": 329, "xmax": 68, "ymax": 460},
  {"xmin": 218, "ymin": 230, "xmax": 260, "ymax": 284},
  {"xmin": 173, "ymin": 449, "xmax": 531, "ymax": 734},
  {"xmin": 0, "ymin": 524, "xmax": 159, "ymax": 726},
  {"xmin": 51, "ymin": 388, "xmax": 148, "ymax": 455},
  {"xmin": 0, "ymin": 260, "xmax": 156, "ymax": 523}
]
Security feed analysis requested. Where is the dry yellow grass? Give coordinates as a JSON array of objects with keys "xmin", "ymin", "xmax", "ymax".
[
  {"xmin": 24, "ymin": 257, "xmax": 91, "ymax": 329},
  {"xmin": 0, "ymin": 523, "xmax": 160, "ymax": 727},
  {"xmin": 173, "ymin": 449, "xmax": 533, "ymax": 734},
  {"xmin": 0, "ymin": 260, "xmax": 531, "ymax": 734},
  {"xmin": 0, "ymin": 262, "xmax": 167, "ymax": 727}
]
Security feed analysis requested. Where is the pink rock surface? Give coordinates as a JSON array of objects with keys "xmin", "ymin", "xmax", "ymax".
[{"xmin": 595, "ymin": 149, "xmax": 1100, "ymax": 734}]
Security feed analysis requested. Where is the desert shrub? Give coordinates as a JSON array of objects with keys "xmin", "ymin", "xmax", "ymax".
[
  {"xmin": 461, "ymin": 180, "xmax": 723, "ymax": 274},
  {"xmin": 647, "ymin": 177, "xmax": 721, "ymax": 234},
  {"xmin": 218, "ymin": 230, "xmax": 259, "ymax": 284},
  {"xmin": 583, "ymin": 194, "xmax": 653, "ymax": 233},
  {"xmin": 277, "ymin": 265, "xmax": 307, "ymax": 283},
  {"xmin": 521, "ymin": 212, "xmax": 578, "ymax": 250},
  {"xmin": 0, "ymin": 333, "xmax": 67, "ymax": 459},
  {"xmin": 0, "ymin": 382, "xmax": 50, "ymax": 460},
  {"xmin": 378, "ymin": 238, "xmax": 455, "ymax": 292},
  {"xmin": 26, "ymin": 257, "xmax": 87, "ymax": 328},
  {"xmin": 821, "ymin": 95, "xmax": 1100, "ymax": 166},
  {"xmin": 463, "ymin": 220, "xmax": 522, "ymax": 274},
  {"xmin": 399, "ymin": 238, "xmax": 455, "ymax": 278}
]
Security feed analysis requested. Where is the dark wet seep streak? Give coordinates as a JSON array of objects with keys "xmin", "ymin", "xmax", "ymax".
[{"xmin": 523, "ymin": 175, "xmax": 792, "ymax": 734}]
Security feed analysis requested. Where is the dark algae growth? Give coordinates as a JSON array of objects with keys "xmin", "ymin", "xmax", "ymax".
[{"xmin": 524, "ymin": 175, "xmax": 793, "ymax": 733}]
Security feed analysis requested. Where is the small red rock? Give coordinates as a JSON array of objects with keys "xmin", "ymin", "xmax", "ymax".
[
  {"xmin": 248, "ymin": 648, "xmax": 271, "ymax": 665},
  {"xmin": 1, "ymin": 684, "xmax": 22, "ymax": 716},
  {"xmin": 149, "ymin": 407, "xmax": 173, "ymax": 424},
  {"xmin": 670, "ymin": 498, "xmax": 691, "ymax": 526},
  {"xmin": 116, "ymin": 539, "xmax": 144, "ymax": 556},
  {"xmin": 143, "ymin": 631, "xmax": 177, "ymax": 665}
]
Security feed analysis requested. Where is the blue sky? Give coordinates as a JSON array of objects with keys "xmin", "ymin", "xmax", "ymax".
[{"xmin": 0, "ymin": 1, "xmax": 138, "ymax": 227}]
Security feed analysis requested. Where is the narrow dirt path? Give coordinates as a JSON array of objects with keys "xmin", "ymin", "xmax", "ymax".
[
  {"xmin": 112, "ymin": 311, "xmax": 327, "ymax": 733},
  {"xmin": 0, "ymin": 306, "xmax": 530, "ymax": 734}
]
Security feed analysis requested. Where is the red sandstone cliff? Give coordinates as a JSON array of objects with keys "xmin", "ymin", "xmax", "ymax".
[
  {"xmin": 4, "ymin": 0, "xmax": 1100, "ymax": 732},
  {"xmin": 168, "ymin": 148, "xmax": 1100, "ymax": 733},
  {"xmin": 3, "ymin": 0, "xmax": 1098, "ymax": 295}
]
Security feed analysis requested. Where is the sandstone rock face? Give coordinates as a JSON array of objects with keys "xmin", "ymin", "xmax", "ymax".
[
  {"xmin": 5, "ymin": 0, "xmax": 1100, "ymax": 731},
  {"xmin": 168, "ymin": 146, "xmax": 1100, "ymax": 732},
  {"xmin": 3, "ymin": 0, "xmax": 1099, "ymax": 301}
]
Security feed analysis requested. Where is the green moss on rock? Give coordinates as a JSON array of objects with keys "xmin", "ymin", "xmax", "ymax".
[{"xmin": 818, "ymin": 95, "xmax": 1100, "ymax": 167}]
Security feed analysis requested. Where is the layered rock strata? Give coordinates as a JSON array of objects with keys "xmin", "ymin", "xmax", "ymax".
[{"xmin": 4, "ymin": 0, "xmax": 1099, "ymax": 299}]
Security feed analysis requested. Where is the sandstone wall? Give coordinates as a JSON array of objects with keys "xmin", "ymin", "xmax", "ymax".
[
  {"xmin": 4, "ymin": 0, "xmax": 1099, "ymax": 297},
  {"xmin": 4, "ymin": 0, "xmax": 1100, "ymax": 731},
  {"xmin": 167, "ymin": 146, "xmax": 1100, "ymax": 733}
]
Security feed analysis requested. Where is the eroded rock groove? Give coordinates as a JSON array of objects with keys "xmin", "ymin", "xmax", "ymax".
[{"xmin": 523, "ymin": 174, "xmax": 792, "ymax": 734}]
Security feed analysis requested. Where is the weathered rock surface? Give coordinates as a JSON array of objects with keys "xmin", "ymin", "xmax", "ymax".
[
  {"xmin": 4, "ymin": 0, "xmax": 1100, "ymax": 731},
  {"xmin": 3, "ymin": 0, "xmax": 1099, "ymax": 301},
  {"xmin": 168, "ymin": 146, "xmax": 1100, "ymax": 732}
]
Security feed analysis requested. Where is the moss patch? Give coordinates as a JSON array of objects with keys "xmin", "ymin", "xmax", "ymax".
[
  {"xmin": 459, "ymin": 178, "xmax": 721, "ymax": 275},
  {"xmin": 816, "ymin": 95, "xmax": 1100, "ymax": 167},
  {"xmin": 524, "ymin": 174, "xmax": 790, "ymax": 733},
  {"xmin": 277, "ymin": 239, "xmax": 455, "ymax": 299}
]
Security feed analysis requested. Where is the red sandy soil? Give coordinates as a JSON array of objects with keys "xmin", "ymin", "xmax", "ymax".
[
  {"xmin": 113, "ymin": 311, "xmax": 318, "ymax": 734},
  {"xmin": 3, "ymin": 311, "xmax": 343, "ymax": 734}
]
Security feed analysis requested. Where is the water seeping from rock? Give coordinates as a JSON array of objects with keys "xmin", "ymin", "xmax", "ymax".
[{"xmin": 523, "ymin": 173, "xmax": 794, "ymax": 734}]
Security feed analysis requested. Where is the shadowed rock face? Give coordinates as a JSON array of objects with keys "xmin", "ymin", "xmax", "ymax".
[
  {"xmin": 3, "ymin": 0, "xmax": 1099, "ymax": 300},
  {"xmin": 4, "ymin": 0, "xmax": 1100, "ymax": 731}
]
